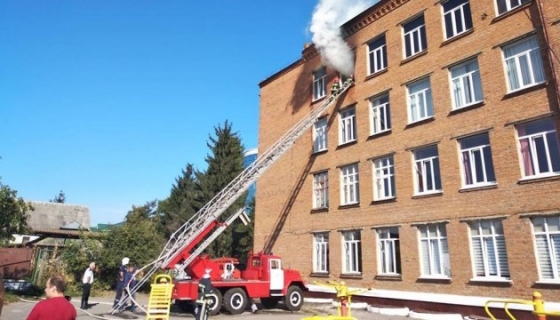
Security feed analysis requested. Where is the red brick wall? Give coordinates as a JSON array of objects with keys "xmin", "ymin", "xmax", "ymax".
[
  {"xmin": 0, "ymin": 248, "xmax": 33, "ymax": 279},
  {"xmin": 256, "ymin": 0, "xmax": 560, "ymax": 303}
]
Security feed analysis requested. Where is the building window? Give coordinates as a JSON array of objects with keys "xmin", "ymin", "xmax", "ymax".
[
  {"xmin": 450, "ymin": 58, "xmax": 483, "ymax": 110},
  {"xmin": 413, "ymin": 145, "xmax": 442, "ymax": 194},
  {"xmin": 377, "ymin": 227, "xmax": 401, "ymax": 275},
  {"xmin": 459, "ymin": 133, "xmax": 496, "ymax": 187},
  {"xmin": 313, "ymin": 67, "xmax": 327, "ymax": 101},
  {"xmin": 403, "ymin": 15, "xmax": 427, "ymax": 58},
  {"xmin": 313, "ymin": 118, "xmax": 328, "ymax": 153},
  {"xmin": 370, "ymin": 94, "xmax": 391, "ymax": 135},
  {"xmin": 339, "ymin": 106, "xmax": 357, "ymax": 144},
  {"xmin": 367, "ymin": 35, "xmax": 387, "ymax": 75},
  {"xmin": 469, "ymin": 220, "xmax": 510, "ymax": 279},
  {"xmin": 516, "ymin": 118, "xmax": 560, "ymax": 178},
  {"xmin": 407, "ymin": 78, "xmax": 434, "ymax": 123},
  {"xmin": 313, "ymin": 233, "xmax": 330, "ymax": 273},
  {"xmin": 443, "ymin": 0, "xmax": 473, "ymax": 40},
  {"xmin": 340, "ymin": 164, "xmax": 359, "ymax": 205},
  {"xmin": 496, "ymin": 0, "xmax": 530, "ymax": 15},
  {"xmin": 418, "ymin": 224, "xmax": 451, "ymax": 277},
  {"xmin": 342, "ymin": 230, "xmax": 362, "ymax": 274},
  {"xmin": 313, "ymin": 171, "xmax": 329, "ymax": 209},
  {"xmin": 531, "ymin": 216, "xmax": 560, "ymax": 281},
  {"xmin": 502, "ymin": 36, "xmax": 545, "ymax": 92},
  {"xmin": 372, "ymin": 156, "xmax": 395, "ymax": 201}
]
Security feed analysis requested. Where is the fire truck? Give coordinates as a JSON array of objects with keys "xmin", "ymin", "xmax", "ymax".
[{"xmin": 115, "ymin": 77, "xmax": 354, "ymax": 315}]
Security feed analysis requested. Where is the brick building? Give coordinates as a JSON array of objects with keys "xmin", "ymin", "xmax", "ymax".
[{"xmin": 255, "ymin": 0, "xmax": 560, "ymax": 313}]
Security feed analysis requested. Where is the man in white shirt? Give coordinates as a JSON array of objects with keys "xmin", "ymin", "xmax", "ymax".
[{"xmin": 81, "ymin": 262, "xmax": 95, "ymax": 309}]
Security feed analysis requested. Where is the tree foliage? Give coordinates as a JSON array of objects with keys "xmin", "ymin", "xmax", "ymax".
[
  {"xmin": 0, "ymin": 181, "xmax": 32, "ymax": 245},
  {"xmin": 50, "ymin": 190, "xmax": 66, "ymax": 203},
  {"xmin": 232, "ymin": 196, "xmax": 255, "ymax": 262}
]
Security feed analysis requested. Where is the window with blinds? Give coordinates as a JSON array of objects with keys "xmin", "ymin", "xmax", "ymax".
[
  {"xmin": 531, "ymin": 216, "xmax": 560, "ymax": 281},
  {"xmin": 313, "ymin": 233, "xmax": 330, "ymax": 273},
  {"xmin": 418, "ymin": 224, "xmax": 451, "ymax": 277},
  {"xmin": 468, "ymin": 220, "xmax": 510, "ymax": 279}
]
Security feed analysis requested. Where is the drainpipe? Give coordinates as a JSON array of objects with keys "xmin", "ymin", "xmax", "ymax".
[{"xmin": 535, "ymin": 0, "xmax": 560, "ymax": 109}]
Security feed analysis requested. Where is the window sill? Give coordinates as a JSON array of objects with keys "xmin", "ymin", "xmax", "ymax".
[
  {"xmin": 459, "ymin": 183, "xmax": 498, "ymax": 193},
  {"xmin": 338, "ymin": 203, "xmax": 360, "ymax": 210},
  {"xmin": 371, "ymin": 198, "xmax": 397, "ymax": 205},
  {"xmin": 375, "ymin": 274, "xmax": 403, "ymax": 281},
  {"xmin": 518, "ymin": 174, "xmax": 560, "ymax": 185},
  {"xmin": 310, "ymin": 272, "xmax": 331, "ymax": 278},
  {"xmin": 405, "ymin": 116, "xmax": 435, "ymax": 129},
  {"xmin": 367, "ymin": 129, "xmax": 392, "ymax": 140},
  {"xmin": 312, "ymin": 149, "xmax": 328, "ymax": 156},
  {"xmin": 340, "ymin": 273, "xmax": 363, "ymax": 280},
  {"xmin": 440, "ymin": 29, "xmax": 474, "ymax": 47},
  {"xmin": 503, "ymin": 81, "xmax": 548, "ymax": 100},
  {"xmin": 468, "ymin": 278, "xmax": 512, "ymax": 286},
  {"xmin": 310, "ymin": 207, "xmax": 329, "ymax": 214},
  {"xmin": 400, "ymin": 50, "xmax": 428, "ymax": 65},
  {"xmin": 448, "ymin": 101, "xmax": 485, "ymax": 116},
  {"xmin": 416, "ymin": 276, "xmax": 452, "ymax": 284},
  {"xmin": 337, "ymin": 140, "xmax": 358, "ymax": 149},
  {"xmin": 491, "ymin": 1, "xmax": 533, "ymax": 24},
  {"xmin": 312, "ymin": 96, "xmax": 327, "ymax": 105},
  {"xmin": 365, "ymin": 68, "xmax": 388, "ymax": 82},
  {"xmin": 412, "ymin": 191, "xmax": 443, "ymax": 199}
]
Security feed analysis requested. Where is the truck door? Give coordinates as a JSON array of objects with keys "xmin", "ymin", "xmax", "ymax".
[{"xmin": 269, "ymin": 258, "xmax": 283, "ymax": 292}]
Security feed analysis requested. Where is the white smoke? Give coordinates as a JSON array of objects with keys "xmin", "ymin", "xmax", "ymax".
[{"xmin": 309, "ymin": 0, "xmax": 376, "ymax": 76}]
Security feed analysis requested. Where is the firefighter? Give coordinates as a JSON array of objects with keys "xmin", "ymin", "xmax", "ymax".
[
  {"xmin": 194, "ymin": 269, "xmax": 214, "ymax": 320},
  {"xmin": 331, "ymin": 76, "xmax": 340, "ymax": 95}
]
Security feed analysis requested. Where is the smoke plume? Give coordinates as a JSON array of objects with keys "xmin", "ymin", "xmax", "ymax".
[{"xmin": 309, "ymin": 0, "xmax": 376, "ymax": 76}]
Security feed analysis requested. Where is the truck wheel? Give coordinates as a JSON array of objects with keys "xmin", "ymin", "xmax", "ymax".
[
  {"xmin": 284, "ymin": 285, "xmax": 304, "ymax": 311},
  {"xmin": 223, "ymin": 288, "xmax": 247, "ymax": 315},
  {"xmin": 260, "ymin": 297, "xmax": 280, "ymax": 309},
  {"xmin": 207, "ymin": 290, "xmax": 223, "ymax": 316}
]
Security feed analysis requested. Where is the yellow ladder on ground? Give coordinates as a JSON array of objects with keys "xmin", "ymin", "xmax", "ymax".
[{"xmin": 145, "ymin": 274, "xmax": 174, "ymax": 320}]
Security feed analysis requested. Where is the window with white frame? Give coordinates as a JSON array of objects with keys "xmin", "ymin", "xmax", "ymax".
[
  {"xmin": 413, "ymin": 145, "xmax": 442, "ymax": 194},
  {"xmin": 313, "ymin": 233, "xmax": 330, "ymax": 273},
  {"xmin": 418, "ymin": 224, "xmax": 451, "ymax": 277},
  {"xmin": 531, "ymin": 216, "xmax": 560, "ymax": 281},
  {"xmin": 503, "ymin": 36, "xmax": 545, "ymax": 92},
  {"xmin": 469, "ymin": 220, "xmax": 510, "ymax": 279},
  {"xmin": 313, "ymin": 171, "xmax": 329, "ymax": 209},
  {"xmin": 313, "ymin": 117, "xmax": 328, "ymax": 153},
  {"xmin": 313, "ymin": 67, "xmax": 327, "ymax": 101},
  {"xmin": 407, "ymin": 78, "xmax": 434, "ymax": 123},
  {"xmin": 377, "ymin": 227, "xmax": 401, "ymax": 275},
  {"xmin": 370, "ymin": 94, "xmax": 391, "ymax": 135},
  {"xmin": 450, "ymin": 58, "xmax": 483, "ymax": 109},
  {"xmin": 403, "ymin": 15, "xmax": 427, "ymax": 58},
  {"xmin": 339, "ymin": 106, "xmax": 357, "ymax": 144},
  {"xmin": 459, "ymin": 133, "xmax": 496, "ymax": 187},
  {"xmin": 496, "ymin": 0, "xmax": 530, "ymax": 15},
  {"xmin": 368, "ymin": 35, "xmax": 387, "ymax": 75},
  {"xmin": 342, "ymin": 230, "xmax": 362, "ymax": 274},
  {"xmin": 373, "ymin": 156, "xmax": 395, "ymax": 201},
  {"xmin": 443, "ymin": 0, "xmax": 473, "ymax": 40},
  {"xmin": 516, "ymin": 118, "xmax": 560, "ymax": 178},
  {"xmin": 340, "ymin": 164, "xmax": 359, "ymax": 205}
]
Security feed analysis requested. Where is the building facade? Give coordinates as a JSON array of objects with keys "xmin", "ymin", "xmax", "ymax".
[{"xmin": 256, "ymin": 0, "xmax": 560, "ymax": 311}]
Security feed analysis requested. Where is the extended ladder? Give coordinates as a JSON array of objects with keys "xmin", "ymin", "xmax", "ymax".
[{"xmin": 112, "ymin": 77, "xmax": 354, "ymax": 313}]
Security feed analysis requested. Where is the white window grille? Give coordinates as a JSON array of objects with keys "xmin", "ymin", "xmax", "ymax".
[
  {"xmin": 516, "ymin": 118, "xmax": 560, "ymax": 178},
  {"xmin": 459, "ymin": 133, "xmax": 496, "ymax": 187},
  {"xmin": 313, "ymin": 67, "xmax": 327, "ymax": 101},
  {"xmin": 503, "ymin": 36, "xmax": 545, "ymax": 92},
  {"xmin": 313, "ymin": 233, "xmax": 329, "ymax": 273},
  {"xmin": 339, "ymin": 107, "xmax": 357, "ymax": 144},
  {"xmin": 469, "ymin": 220, "xmax": 510, "ymax": 279},
  {"xmin": 407, "ymin": 78, "xmax": 434, "ymax": 123},
  {"xmin": 450, "ymin": 58, "xmax": 483, "ymax": 109},
  {"xmin": 368, "ymin": 35, "xmax": 387, "ymax": 75},
  {"xmin": 443, "ymin": 0, "xmax": 473, "ymax": 39},
  {"xmin": 342, "ymin": 230, "xmax": 362, "ymax": 274},
  {"xmin": 418, "ymin": 224, "xmax": 451, "ymax": 277},
  {"xmin": 340, "ymin": 164, "xmax": 359, "ymax": 205},
  {"xmin": 403, "ymin": 15, "xmax": 427, "ymax": 58},
  {"xmin": 313, "ymin": 172, "xmax": 329, "ymax": 209},
  {"xmin": 532, "ymin": 216, "xmax": 560, "ymax": 281},
  {"xmin": 313, "ymin": 117, "xmax": 328, "ymax": 153},
  {"xmin": 370, "ymin": 94, "xmax": 391, "ymax": 135},
  {"xmin": 377, "ymin": 227, "xmax": 401, "ymax": 275},
  {"xmin": 496, "ymin": 0, "xmax": 530, "ymax": 15},
  {"xmin": 373, "ymin": 156, "xmax": 395, "ymax": 201},
  {"xmin": 413, "ymin": 145, "xmax": 442, "ymax": 194}
]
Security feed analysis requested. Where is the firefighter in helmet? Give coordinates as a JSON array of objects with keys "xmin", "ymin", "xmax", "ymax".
[
  {"xmin": 331, "ymin": 76, "xmax": 340, "ymax": 95},
  {"xmin": 195, "ymin": 269, "xmax": 215, "ymax": 320}
]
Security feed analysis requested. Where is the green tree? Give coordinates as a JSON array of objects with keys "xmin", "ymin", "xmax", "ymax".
[
  {"xmin": 232, "ymin": 197, "xmax": 254, "ymax": 262},
  {"xmin": 0, "ymin": 181, "xmax": 33, "ymax": 245},
  {"xmin": 158, "ymin": 164, "xmax": 199, "ymax": 237},
  {"xmin": 196, "ymin": 120, "xmax": 246, "ymax": 258},
  {"xmin": 50, "ymin": 190, "xmax": 66, "ymax": 203}
]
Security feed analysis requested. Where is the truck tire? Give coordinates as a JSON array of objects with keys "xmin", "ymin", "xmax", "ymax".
[
  {"xmin": 223, "ymin": 288, "xmax": 247, "ymax": 315},
  {"xmin": 260, "ymin": 297, "xmax": 280, "ymax": 309},
  {"xmin": 207, "ymin": 290, "xmax": 223, "ymax": 316},
  {"xmin": 283, "ymin": 285, "xmax": 304, "ymax": 311}
]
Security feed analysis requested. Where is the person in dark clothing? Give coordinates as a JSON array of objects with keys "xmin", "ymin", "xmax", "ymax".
[
  {"xmin": 113, "ymin": 257, "xmax": 129, "ymax": 309},
  {"xmin": 120, "ymin": 264, "xmax": 139, "ymax": 312},
  {"xmin": 80, "ymin": 262, "xmax": 95, "ymax": 309},
  {"xmin": 194, "ymin": 269, "xmax": 214, "ymax": 320}
]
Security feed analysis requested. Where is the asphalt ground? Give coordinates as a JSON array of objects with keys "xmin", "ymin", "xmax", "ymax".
[{"xmin": 1, "ymin": 294, "xmax": 412, "ymax": 320}]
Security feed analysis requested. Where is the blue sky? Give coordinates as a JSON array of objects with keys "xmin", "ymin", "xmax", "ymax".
[{"xmin": 0, "ymin": 1, "xmax": 319, "ymax": 225}]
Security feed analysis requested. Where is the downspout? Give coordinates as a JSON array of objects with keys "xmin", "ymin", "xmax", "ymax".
[{"xmin": 535, "ymin": 0, "xmax": 560, "ymax": 109}]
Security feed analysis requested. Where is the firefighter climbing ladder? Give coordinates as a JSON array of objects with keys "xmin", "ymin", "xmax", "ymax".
[{"xmin": 111, "ymin": 77, "xmax": 354, "ymax": 313}]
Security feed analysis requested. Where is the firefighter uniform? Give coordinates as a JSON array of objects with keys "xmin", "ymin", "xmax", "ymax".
[{"xmin": 195, "ymin": 270, "xmax": 214, "ymax": 320}]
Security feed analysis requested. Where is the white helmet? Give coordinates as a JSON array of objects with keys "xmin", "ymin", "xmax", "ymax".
[
  {"xmin": 122, "ymin": 257, "xmax": 130, "ymax": 265},
  {"xmin": 203, "ymin": 268, "xmax": 212, "ymax": 279}
]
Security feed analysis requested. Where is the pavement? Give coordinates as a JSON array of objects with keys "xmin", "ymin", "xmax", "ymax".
[{"xmin": 1, "ymin": 294, "xmax": 413, "ymax": 320}]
